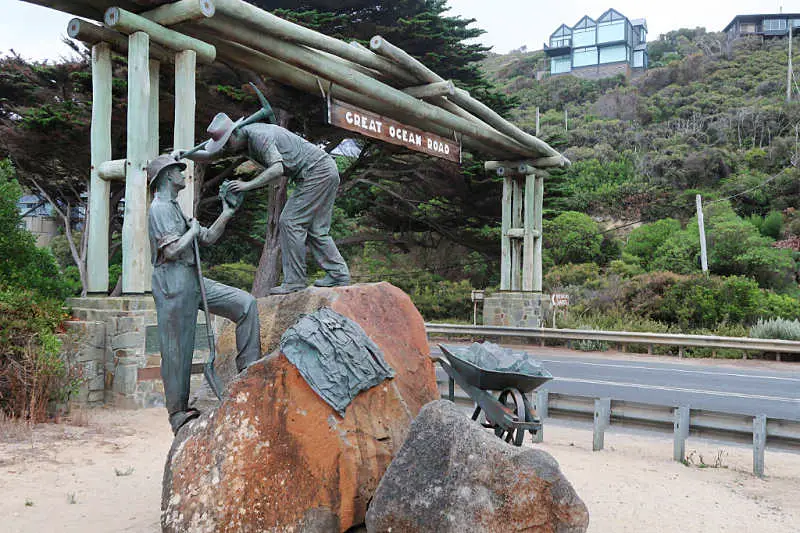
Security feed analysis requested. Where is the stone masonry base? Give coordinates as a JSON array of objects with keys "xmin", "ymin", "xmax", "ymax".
[{"xmin": 482, "ymin": 292, "xmax": 551, "ymax": 328}]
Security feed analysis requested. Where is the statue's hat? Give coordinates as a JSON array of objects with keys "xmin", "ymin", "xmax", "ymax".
[
  {"xmin": 205, "ymin": 112, "xmax": 244, "ymax": 154},
  {"xmin": 147, "ymin": 154, "xmax": 186, "ymax": 189}
]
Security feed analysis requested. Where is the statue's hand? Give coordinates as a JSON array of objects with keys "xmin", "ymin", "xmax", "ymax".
[
  {"xmin": 226, "ymin": 180, "xmax": 248, "ymax": 193},
  {"xmin": 171, "ymin": 149, "xmax": 186, "ymax": 161}
]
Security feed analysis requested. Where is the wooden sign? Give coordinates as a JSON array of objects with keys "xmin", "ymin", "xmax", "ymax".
[
  {"xmin": 328, "ymin": 98, "xmax": 460, "ymax": 163},
  {"xmin": 550, "ymin": 293, "xmax": 570, "ymax": 307}
]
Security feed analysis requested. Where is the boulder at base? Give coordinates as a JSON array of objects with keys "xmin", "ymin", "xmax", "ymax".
[
  {"xmin": 162, "ymin": 283, "xmax": 438, "ymax": 533},
  {"xmin": 365, "ymin": 400, "xmax": 590, "ymax": 533}
]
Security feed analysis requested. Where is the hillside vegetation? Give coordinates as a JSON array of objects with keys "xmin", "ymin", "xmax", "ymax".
[{"xmin": 479, "ymin": 29, "xmax": 800, "ymax": 349}]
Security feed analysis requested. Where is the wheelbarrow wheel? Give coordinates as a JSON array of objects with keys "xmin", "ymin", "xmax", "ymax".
[{"xmin": 496, "ymin": 388, "xmax": 527, "ymax": 446}]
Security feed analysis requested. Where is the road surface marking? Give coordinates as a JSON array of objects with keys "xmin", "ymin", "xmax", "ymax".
[
  {"xmin": 555, "ymin": 378, "xmax": 800, "ymax": 403},
  {"xmin": 540, "ymin": 359, "xmax": 800, "ymax": 382}
]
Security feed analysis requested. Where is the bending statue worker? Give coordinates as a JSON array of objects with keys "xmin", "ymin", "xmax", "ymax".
[
  {"xmin": 177, "ymin": 114, "xmax": 351, "ymax": 294},
  {"xmin": 147, "ymin": 155, "xmax": 261, "ymax": 434}
]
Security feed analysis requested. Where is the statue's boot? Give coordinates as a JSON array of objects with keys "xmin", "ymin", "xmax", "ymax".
[
  {"xmin": 169, "ymin": 408, "xmax": 201, "ymax": 435},
  {"xmin": 313, "ymin": 273, "xmax": 351, "ymax": 287},
  {"xmin": 270, "ymin": 283, "xmax": 306, "ymax": 295}
]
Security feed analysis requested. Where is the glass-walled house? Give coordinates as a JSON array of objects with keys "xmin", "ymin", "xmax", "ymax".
[
  {"xmin": 723, "ymin": 13, "xmax": 800, "ymax": 41},
  {"xmin": 544, "ymin": 9, "xmax": 648, "ymax": 79}
]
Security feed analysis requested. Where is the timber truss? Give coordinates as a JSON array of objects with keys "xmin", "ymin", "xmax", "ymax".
[{"xmin": 24, "ymin": 0, "xmax": 568, "ymax": 294}]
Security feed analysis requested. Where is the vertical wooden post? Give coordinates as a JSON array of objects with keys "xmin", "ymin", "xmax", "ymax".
[
  {"xmin": 535, "ymin": 106, "xmax": 540, "ymax": 136},
  {"xmin": 86, "ymin": 42, "xmax": 112, "ymax": 294},
  {"xmin": 522, "ymin": 173, "xmax": 536, "ymax": 291},
  {"xmin": 673, "ymin": 406, "xmax": 690, "ymax": 462},
  {"xmin": 144, "ymin": 58, "xmax": 160, "ymax": 293},
  {"xmin": 593, "ymin": 398, "xmax": 611, "ymax": 451},
  {"xmin": 500, "ymin": 176, "xmax": 512, "ymax": 290},
  {"xmin": 753, "ymin": 414, "xmax": 767, "ymax": 477},
  {"xmin": 174, "ymin": 49, "xmax": 197, "ymax": 217},
  {"xmin": 533, "ymin": 172, "xmax": 544, "ymax": 292},
  {"xmin": 122, "ymin": 31, "xmax": 150, "ymax": 294},
  {"xmin": 511, "ymin": 177, "xmax": 523, "ymax": 290}
]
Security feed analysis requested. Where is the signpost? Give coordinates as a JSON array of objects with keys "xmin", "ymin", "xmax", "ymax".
[
  {"xmin": 328, "ymin": 98, "xmax": 461, "ymax": 163},
  {"xmin": 550, "ymin": 293, "xmax": 569, "ymax": 328},
  {"xmin": 471, "ymin": 290, "xmax": 485, "ymax": 325}
]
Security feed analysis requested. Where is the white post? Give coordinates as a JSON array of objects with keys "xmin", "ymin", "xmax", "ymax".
[
  {"xmin": 522, "ymin": 173, "xmax": 535, "ymax": 291},
  {"xmin": 86, "ymin": 42, "xmax": 112, "ymax": 294},
  {"xmin": 533, "ymin": 172, "xmax": 544, "ymax": 292},
  {"xmin": 500, "ymin": 175, "xmax": 512, "ymax": 290},
  {"xmin": 696, "ymin": 194, "xmax": 708, "ymax": 274},
  {"xmin": 122, "ymin": 32, "xmax": 150, "ymax": 294},
  {"xmin": 511, "ymin": 177, "xmax": 523, "ymax": 291},
  {"xmin": 144, "ymin": 58, "xmax": 160, "ymax": 293},
  {"xmin": 174, "ymin": 49, "xmax": 197, "ymax": 217},
  {"xmin": 535, "ymin": 106, "xmax": 540, "ymax": 136},
  {"xmin": 788, "ymin": 23, "xmax": 793, "ymax": 104}
]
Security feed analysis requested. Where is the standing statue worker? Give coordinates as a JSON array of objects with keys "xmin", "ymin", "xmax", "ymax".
[
  {"xmin": 176, "ymin": 114, "xmax": 351, "ymax": 294},
  {"xmin": 147, "ymin": 155, "xmax": 261, "ymax": 434}
]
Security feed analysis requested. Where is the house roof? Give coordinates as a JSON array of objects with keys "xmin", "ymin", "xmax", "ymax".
[
  {"xmin": 630, "ymin": 18, "xmax": 648, "ymax": 31},
  {"xmin": 723, "ymin": 13, "xmax": 800, "ymax": 33}
]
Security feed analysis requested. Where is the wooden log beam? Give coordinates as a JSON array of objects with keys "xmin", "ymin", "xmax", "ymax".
[
  {"xmin": 204, "ymin": 39, "xmax": 512, "ymax": 160},
  {"xmin": 403, "ymin": 81, "xmax": 455, "ymax": 99},
  {"xmin": 211, "ymin": 0, "xmax": 418, "ymax": 85},
  {"xmin": 105, "ymin": 7, "xmax": 216, "ymax": 63},
  {"xmin": 196, "ymin": 18, "xmax": 536, "ymax": 158},
  {"xmin": 68, "ymin": 18, "xmax": 174, "ymax": 62},
  {"xmin": 141, "ymin": 0, "xmax": 215, "ymax": 26},
  {"xmin": 371, "ymin": 35, "xmax": 563, "ymax": 160},
  {"xmin": 86, "ymin": 42, "xmax": 112, "ymax": 293},
  {"xmin": 97, "ymin": 159, "xmax": 127, "ymax": 181}
]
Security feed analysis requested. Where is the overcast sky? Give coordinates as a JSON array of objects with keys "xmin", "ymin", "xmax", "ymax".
[{"xmin": 0, "ymin": 0, "xmax": 788, "ymax": 61}]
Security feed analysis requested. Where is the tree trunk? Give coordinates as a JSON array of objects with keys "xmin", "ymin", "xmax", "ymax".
[
  {"xmin": 251, "ymin": 110, "xmax": 291, "ymax": 297},
  {"xmin": 252, "ymin": 177, "xmax": 288, "ymax": 297}
]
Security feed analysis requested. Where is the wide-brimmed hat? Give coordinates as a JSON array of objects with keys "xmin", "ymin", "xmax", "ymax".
[
  {"xmin": 147, "ymin": 154, "xmax": 186, "ymax": 189},
  {"xmin": 205, "ymin": 112, "xmax": 244, "ymax": 154}
]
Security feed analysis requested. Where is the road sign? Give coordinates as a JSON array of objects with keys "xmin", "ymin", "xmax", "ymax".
[
  {"xmin": 328, "ymin": 98, "xmax": 461, "ymax": 163},
  {"xmin": 550, "ymin": 293, "xmax": 569, "ymax": 307},
  {"xmin": 471, "ymin": 290, "xmax": 485, "ymax": 302}
]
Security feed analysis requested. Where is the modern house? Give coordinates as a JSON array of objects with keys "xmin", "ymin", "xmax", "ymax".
[
  {"xmin": 18, "ymin": 194, "xmax": 58, "ymax": 246},
  {"xmin": 723, "ymin": 13, "xmax": 800, "ymax": 41},
  {"xmin": 544, "ymin": 8, "xmax": 648, "ymax": 80}
]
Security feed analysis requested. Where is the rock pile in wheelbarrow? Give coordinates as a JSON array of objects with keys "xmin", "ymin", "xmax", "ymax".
[
  {"xmin": 366, "ymin": 400, "xmax": 590, "ymax": 533},
  {"xmin": 161, "ymin": 283, "xmax": 439, "ymax": 533}
]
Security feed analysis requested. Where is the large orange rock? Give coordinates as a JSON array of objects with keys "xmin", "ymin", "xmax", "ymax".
[{"xmin": 161, "ymin": 283, "xmax": 438, "ymax": 533}]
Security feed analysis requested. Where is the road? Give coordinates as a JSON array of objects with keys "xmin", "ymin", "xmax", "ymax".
[{"xmin": 431, "ymin": 345, "xmax": 800, "ymax": 421}]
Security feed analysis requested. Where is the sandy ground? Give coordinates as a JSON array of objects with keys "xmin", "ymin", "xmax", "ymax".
[{"xmin": 2, "ymin": 405, "xmax": 799, "ymax": 533}]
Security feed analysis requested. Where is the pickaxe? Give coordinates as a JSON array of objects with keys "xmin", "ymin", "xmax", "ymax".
[{"xmin": 179, "ymin": 82, "xmax": 276, "ymax": 160}]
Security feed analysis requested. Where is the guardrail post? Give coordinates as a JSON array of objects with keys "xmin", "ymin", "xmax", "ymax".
[
  {"xmin": 593, "ymin": 398, "xmax": 611, "ymax": 451},
  {"xmin": 673, "ymin": 406, "xmax": 690, "ymax": 462},
  {"xmin": 532, "ymin": 389, "xmax": 548, "ymax": 443},
  {"xmin": 753, "ymin": 414, "xmax": 767, "ymax": 477}
]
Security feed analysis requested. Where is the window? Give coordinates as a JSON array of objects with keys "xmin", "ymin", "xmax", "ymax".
[
  {"xmin": 551, "ymin": 56, "xmax": 571, "ymax": 74},
  {"xmin": 598, "ymin": 21, "xmax": 625, "ymax": 43},
  {"xmin": 764, "ymin": 18, "xmax": 787, "ymax": 31},
  {"xmin": 550, "ymin": 37, "xmax": 571, "ymax": 48},
  {"xmin": 633, "ymin": 50, "xmax": 644, "ymax": 67},
  {"xmin": 573, "ymin": 28, "xmax": 596, "ymax": 47},
  {"xmin": 573, "ymin": 47, "xmax": 597, "ymax": 67},
  {"xmin": 599, "ymin": 45, "xmax": 627, "ymax": 64}
]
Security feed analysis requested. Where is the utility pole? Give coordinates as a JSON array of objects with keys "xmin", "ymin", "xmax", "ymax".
[
  {"xmin": 788, "ymin": 22, "xmax": 794, "ymax": 103},
  {"xmin": 696, "ymin": 194, "xmax": 709, "ymax": 275},
  {"xmin": 564, "ymin": 107, "xmax": 568, "ymax": 132},
  {"xmin": 535, "ymin": 106, "xmax": 540, "ymax": 136}
]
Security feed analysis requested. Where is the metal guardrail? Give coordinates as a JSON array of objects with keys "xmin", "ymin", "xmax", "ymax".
[
  {"xmin": 434, "ymin": 369, "xmax": 800, "ymax": 477},
  {"xmin": 426, "ymin": 323, "xmax": 800, "ymax": 358}
]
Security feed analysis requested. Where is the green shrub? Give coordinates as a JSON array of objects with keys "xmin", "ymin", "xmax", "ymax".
[
  {"xmin": 0, "ymin": 287, "xmax": 74, "ymax": 421},
  {"xmin": 544, "ymin": 262, "xmax": 601, "ymax": 290},
  {"xmin": 656, "ymin": 275, "xmax": 762, "ymax": 329},
  {"xmin": 543, "ymin": 211, "xmax": 603, "ymax": 265},
  {"xmin": 625, "ymin": 219, "xmax": 681, "ymax": 269},
  {"xmin": 750, "ymin": 318, "xmax": 800, "ymax": 341},
  {"xmin": 0, "ymin": 160, "xmax": 71, "ymax": 300},
  {"xmin": 206, "ymin": 262, "xmax": 256, "ymax": 291}
]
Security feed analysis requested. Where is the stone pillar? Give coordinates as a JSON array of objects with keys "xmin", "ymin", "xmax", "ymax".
[
  {"xmin": 122, "ymin": 31, "xmax": 150, "ymax": 294},
  {"xmin": 86, "ymin": 42, "xmax": 112, "ymax": 293}
]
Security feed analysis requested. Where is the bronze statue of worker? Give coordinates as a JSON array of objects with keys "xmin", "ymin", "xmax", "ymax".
[
  {"xmin": 176, "ymin": 115, "xmax": 351, "ymax": 294},
  {"xmin": 147, "ymin": 155, "xmax": 261, "ymax": 434}
]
